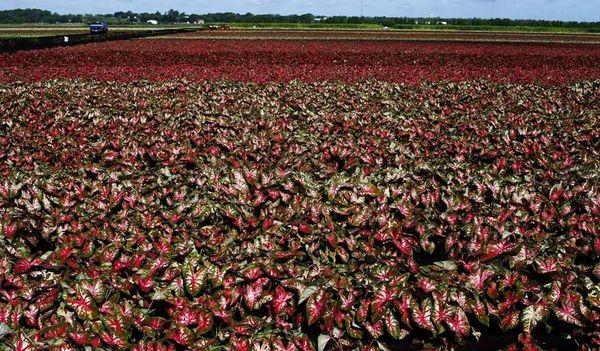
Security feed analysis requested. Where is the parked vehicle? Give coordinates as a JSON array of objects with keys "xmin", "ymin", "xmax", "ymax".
[{"xmin": 90, "ymin": 22, "xmax": 109, "ymax": 35}]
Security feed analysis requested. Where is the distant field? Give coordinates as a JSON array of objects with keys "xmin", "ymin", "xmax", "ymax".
[
  {"xmin": 208, "ymin": 22, "xmax": 600, "ymax": 33},
  {"xmin": 1, "ymin": 22, "xmax": 599, "ymax": 39},
  {"xmin": 162, "ymin": 28, "xmax": 600, "ymax": 44},
  {"xmin": 3, "ymin": 26, "xmax": 600, "ymax": 47}
]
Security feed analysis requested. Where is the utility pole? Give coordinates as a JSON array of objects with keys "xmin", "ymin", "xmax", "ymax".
[{"xmin": 361, "ymin": 0, "xmax": 364, "ymax": 18}]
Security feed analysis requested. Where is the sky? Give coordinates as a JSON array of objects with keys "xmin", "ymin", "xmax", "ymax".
[{"xmin": 0, "ymin": 0, "xmax": 599, "ymax": 21}]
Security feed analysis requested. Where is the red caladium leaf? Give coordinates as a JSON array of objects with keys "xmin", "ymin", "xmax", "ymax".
[
  {"xmin": 182, "ymin": 258, "xmax": 207, "ymax": 297},
  {"xmin": 384, "ymin": 311, "xmax": 408, "ymax": 340},
  {"xmin": 364, "ymin": 320, "xmax": 385, "ymax": 339},
  {"xmin": 447, "ymin": 308, "xmax": 470, "ymax": 338},
  {"xmin": 306, "ymin": 290, "xmax": 328, "ymax": 326},
  {"xmin": 535, "ymin": 257, "xmax": 559, "ymax": 274},
  {"xmin": 350, "ymin": 207, "xmax": 371, "ymax": 227},
  {"xmin": 431, "ymin": 292, "xmax": 451, "ymax": 333},
  {"xmin": 593, "ymin": 263, "xmax": 600, "ymax": 280},
  {"xmin": 370, "ymin": 285, "xmax": 395, "ymax": 321},
  {"xmin": 273, "ymin": 285, "xmax": 294, "ymax": 315},
  {"xmin": 346, "ymin": 319, "xmax": 364, "ymax": 339},
  {"xmin": 469, "ymin": 268, "xmax": 495, "ymax": 291},
  {"xmin": 469, "ymin": 297, "xmax": 490, "ymax": 327},
  {"xmin": 394, "ymin": 292, "xmax": 414, "ymax": 328},
  {"xmin": 105, "ymin": 311, "xmax": 132, "ymax": 337},
  {"xmin": 412, "ymin": 299, "xmax": 436, "ymax": 334},
  {"xmin": 67, "ymin": 292, "xmax": 96, "ymax": 320},
  {"xmin": 554, "ymin": 300, "xmax": 584, "ymax": 327},
  {"xmin": 293, "ymin": 335, "xmax": 315, "ymax": 351},
  {"xmin": 230, "ymin": 337, "xmax": 251, "ymax": 351},
  {"xmin": 82, "ymin": 280, "xmax": 107, "ymax": 303},
  {"xmin": 244, "ymin": 277, "xmax": 269, "ymax": 310},
  {"xmin": 196, "ymin": 309, "xmax": 213, "ymax": 335},
  {"xmin": 99, "ymin": 329, "xmax": 128, "ymax": 348},
  {"xmin": 69, "ymin": 329, "xmax": 91, "ymax": 345},
  {"xmin": 44, "ymin": 323, "xmax": 68, "ymax": 339},
  {"xmin": 15, "ymin": 332, "xmax": 33, "ymax": 351},
  {"xmin": 13, "ymin": 258, "xmax": 41, "ymax": 274},
  {"xmin": 480, "ymin": 240, "xmax": 517, "ymax": 262},
  {"xmin": 167, "ymin": 326, "xmax": 195, "ymax": 346},
  {"xmin": 500, "ymin": 310, "xmax": 521, "ymax": 331}
]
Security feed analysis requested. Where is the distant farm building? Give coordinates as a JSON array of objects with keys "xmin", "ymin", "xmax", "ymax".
[{"xmin": 147, "ymin": 20, "xmax": 158, "ymax": 25}]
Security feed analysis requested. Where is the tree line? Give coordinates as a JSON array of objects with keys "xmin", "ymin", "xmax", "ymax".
[{"xmin": 1, "ymin": 8, "xmax": 599, "ymax": 28}]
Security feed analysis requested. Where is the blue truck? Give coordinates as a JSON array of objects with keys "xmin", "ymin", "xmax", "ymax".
[{"xmin": 90, "ymin": 22, "xmax": 109, "ymax": 35}]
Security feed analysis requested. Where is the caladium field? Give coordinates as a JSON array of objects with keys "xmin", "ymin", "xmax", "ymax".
[
  {"xmin": 1, "ymin": 40, "xmax": 600, "ymax": 83},
  {"xmin": 0, "ymin": 37, "xmax": 600, "ymax": 351}
]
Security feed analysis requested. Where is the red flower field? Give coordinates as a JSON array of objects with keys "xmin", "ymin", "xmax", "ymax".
[
  {"xmin": 1, "ymin": 39, "xmax": 600, "ymax": 83},
  {"xmin": 0, "ymin": 35, "xmax": 599, "ymax": 350}
]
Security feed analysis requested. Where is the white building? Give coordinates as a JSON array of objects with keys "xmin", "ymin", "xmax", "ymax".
[{"xmin": 147, "ymin": 20, "xmax": 158, "ymax": 25}]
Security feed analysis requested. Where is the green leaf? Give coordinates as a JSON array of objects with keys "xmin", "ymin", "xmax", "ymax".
[
  {"xmin": 0, "ymin": 323, "xmax": 12, "ymax": 338},
  {"xmin": 433, "ymin": 260, "xmax": 458, "ymax": 271},
  {"xmin": 522, "ymin": 303, "xmax": 549, "ymax": 333},
  {"xmin": 299, "ymin": 286, "xmax": 318, "ymax": 304},
  {"xmin": 317, "ymin": 334, "xmax": 331, "ymax": 351}
]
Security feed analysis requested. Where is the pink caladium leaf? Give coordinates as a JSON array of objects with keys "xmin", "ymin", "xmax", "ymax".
[
  {"xmin": 418, "ymin": 277, "xmax": 437, "ymax": 293},
  {"xmin": 273, "ymin": 339, "xmax": 299, "ymax": 351}
]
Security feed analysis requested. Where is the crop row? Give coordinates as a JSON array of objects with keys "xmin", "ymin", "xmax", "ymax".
[
  {"xmin": 167, "ymin": 29, "xmax": 600, "ymax": 44},
  {"xmin": 0, "ymin": 80, "xmax": 599, "ymax": 350},
  {"xmin": 1, "ymin": 40, "xmax": 599, "ymax": 83}
]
